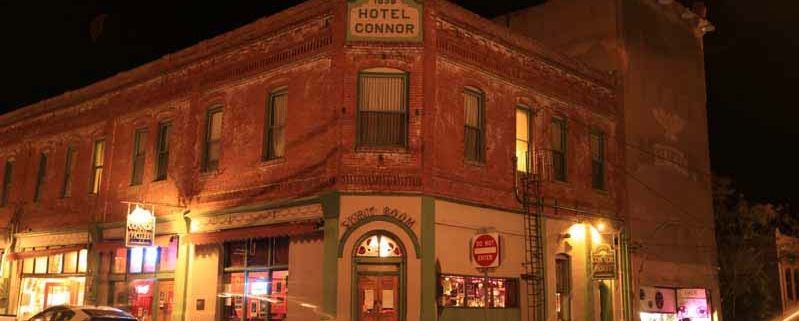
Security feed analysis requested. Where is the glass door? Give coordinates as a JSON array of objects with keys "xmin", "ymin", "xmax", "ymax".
[{"xmin": 358, "ymin": 274, "xmax": 399, "ymax": 321}]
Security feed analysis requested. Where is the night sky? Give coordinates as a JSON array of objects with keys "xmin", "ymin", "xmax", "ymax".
[{"xmin": 0, "ymin": 1, "xmax": 796, "ymax": 207}]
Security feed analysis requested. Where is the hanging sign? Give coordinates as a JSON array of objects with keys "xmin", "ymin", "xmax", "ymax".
[
  {"xmin": 347, "ymin": 0, "xmax": 423, "ymax": 42},
  {"xmin": 126, "ymin": 206, "xmax": 156, "ymax": 247},
  {"xmin": 591, "ymin": 243, "xmax": 617, "ymax": 279},
  {"xmin": 471, "ymin": 233, "xmax": 500, "ymax": 268}
]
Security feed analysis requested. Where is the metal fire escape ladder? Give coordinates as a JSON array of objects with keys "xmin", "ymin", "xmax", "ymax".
[{"xmin": 514, "ymin": 150, "xmax": 547, "ymax": 321}]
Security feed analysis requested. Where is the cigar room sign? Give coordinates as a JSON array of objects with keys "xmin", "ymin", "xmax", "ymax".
[{"xmin": 347, "ymin": 0, "xmax": 423, "ymax": 42}]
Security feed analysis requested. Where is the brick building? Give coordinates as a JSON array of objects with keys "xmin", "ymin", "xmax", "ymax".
[
  {"xmin": 0, "ymin": 1, "xmax": 715, "ymax": 321},
  {"xmin": 496, "ymin": 0, "xmax": 719, "ymax": 321}
]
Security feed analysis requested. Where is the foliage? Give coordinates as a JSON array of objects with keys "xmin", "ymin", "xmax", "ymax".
[{"xmin": 713, "ymin": 177, "xmax": 795, "ymax": 321}]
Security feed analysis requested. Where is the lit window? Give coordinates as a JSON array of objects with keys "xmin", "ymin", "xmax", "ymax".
[
  {"xmin": 90, "ymin": 140, "xmax": 105, "ymax": 194},
  {"xmin": 358, "ymin": 68, "xmax": 408, "ymax": 147},
  {"xmin": 516, "ymin": 107, "xmax": 532, "ymax": 172},
  {"xmin": 63, "ymin": 251, "xmax": 78, "ymax": 273},
  {"xmin": 78, "ymin": 249, "xmax": 88, "ymax": 273},
  {"xmin": 143, "ymin": 247, "xmax": 158, "ymax": 273},
  {"xmin": 113, "ymin": 248, "xmax": 127, "ymax": 274},
  {"xmin": 159, "ymin": 237, "xmax": 179, "ymax": 271},
  {"xmin": 34, "ymin": 256, "xmax": 48, "ymax": 274},
  {"xmin": 439, "ymin": 274, "xmax": 518, "ymax": 308},
  {"xmin": 48, "ymin": 254, "xmax": 62, "ymax": 274},
  {"xmin": 356, "ymin": 234, "xmax": 402, "ymax": 257},
  {"xmin": 129, "ymin": 247, "xmax": 143, "ymax": 273}
]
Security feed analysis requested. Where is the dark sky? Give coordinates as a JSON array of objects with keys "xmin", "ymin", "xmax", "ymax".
[{"xmin": 0, "ymin": 1, "xmax": 796, "ymax": 207}]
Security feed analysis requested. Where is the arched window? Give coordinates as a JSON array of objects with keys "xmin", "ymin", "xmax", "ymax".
[
  {"xmin": 357, "ymin": 67, "xmax": 408, "ymax": 147},
  {"xmin": 356, "ymin": 233, "xmax": 403, "ymax": 258}
]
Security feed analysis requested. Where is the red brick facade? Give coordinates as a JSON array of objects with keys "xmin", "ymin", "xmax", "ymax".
[{"xmin": 0, "ymin": 0, "xmax": 620, "ymax": 234}]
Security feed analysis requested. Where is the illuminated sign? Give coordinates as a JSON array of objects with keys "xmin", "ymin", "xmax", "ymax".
[
  {"xmin": 677, "ymin": 288, "xmax": 711, "ymax": 320},
  {"xmin": 347, "ymin": 0, "xmax": 423, "ymax": 42},
  {"xmin": 126, "ymin": 206, "xmax": 156, "ymax": 247},
  {"xmin": 591, "ymin": 243, "xmax": 617, "ymax": 279}
]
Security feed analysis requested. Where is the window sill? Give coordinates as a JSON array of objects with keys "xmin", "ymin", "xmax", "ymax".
[
  {"xmin": 356, "ymin": 145, "xmax": 410, "ymax": 154},
  {"xmin": 260, "ymin": 157, "xmax": 287, "ymax": 167},
  {"xmin": 464, "ymin": 159, "xmax": 486, "ymax": 167}
]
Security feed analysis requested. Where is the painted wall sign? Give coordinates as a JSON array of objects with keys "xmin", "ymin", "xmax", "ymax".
[
  {"xmin": 639, "ymin": 286, "xmax": 677, "ymax": 313},
  {"xmin": 591, "ymin": 243, "xmax": 617, "ymax": 279},
  {"xmin": 126, "ymin": 206, "xmax": 156, "ymax": 247},
  {"xmin": 347, "ymin": 0, "xmax": 423, "ymax": 42},
  {"xmin": 471, "ymin": 233, "xmax": 500, "ymax": 268},
  {"xmin": 342, "ymin": 206, "xmax": 415, "ymax": 230}
]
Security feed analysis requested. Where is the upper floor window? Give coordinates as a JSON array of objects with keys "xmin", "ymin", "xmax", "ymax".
[
  {"xmin": 516, "ymin": 107, "xmax": 532, "ymax": 172},
  {"xmin": 263, "ymin": 89, "xmax": 287, "ymax": 160},
  {"xmin": 131, "ymin": 128, "xmax": 148, "ymax": 185},
  {"xmin": 591, "ymin": 130, "xmax": 606, "ymax": 190},
  {"xmin": 90, "ymin": 140, "xmax": 105, "ymax": 194},
  {"xmin": 154, "ymin": 121, "xmax": 171, "ymax": 181},
  {"xmin": 33, "ymin": 152, "xmax": 47, "ymax": 202},
  {"xmin": 62, "ymin": 146, "xmax": 76, "ymax": 198},
  {"xmin": 464, "ymin": 88, "xmax": 485, "ymax": 162},
  {"xmin": 204, "ymin": 107, "xmax": 223, "ymax": 172},
  {"xmin": 1, "ymin": 160, "xmax": 13, "ymax": 206},
  {"xmin": 551, "ymin": 118, "xmax": 567, "ymax": 181},
  {"xmin": 358, "ymin": 68, "xmax": 408, "ymax": 147}
]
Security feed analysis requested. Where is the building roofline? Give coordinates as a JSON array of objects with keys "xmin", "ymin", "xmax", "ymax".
[
  {"xmin": 0, "ymin": 0, "xmax": 333, "ymax": 128},
  {"xmin": 434, "ymin": 0, "xmax": 616, "ymax": 90}
]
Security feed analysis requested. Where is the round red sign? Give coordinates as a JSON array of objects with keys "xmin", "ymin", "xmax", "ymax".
[{"xmin": 472, "ymin": 234, "xmax": 499, "ymax": 267}]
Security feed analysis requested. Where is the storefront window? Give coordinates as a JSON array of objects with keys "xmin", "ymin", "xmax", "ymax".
[
  {"xmin": 113, "ymin": 248, "xmax": 127, "ymax": 273},
  {"xmin": 221, "ymin": 237, "xmax": 289, "ymax": 321},
  {"xmin": 17, "ymin": 261, "xmax": 87, "ymax": 321},
  {"xmin": 159, "ymin": 237, "xmax": 178, "ymax": 271},
  {"xmin": 130, "ymin": 247, "xmax": 144, "ymax": 273},
  {"xmin": 78, "ymin": 249, "xmax": 88, "ymax": 273},
  {"xmin": 64, "ymin": 251, "xmax": 78, "ymax": 274},
  {"xmin": 438, "ymin": 274, "xmax": 518, "ymax": 308}
]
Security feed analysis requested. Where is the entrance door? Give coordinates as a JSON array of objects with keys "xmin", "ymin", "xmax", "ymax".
[
  {"xmin": 358, "ymin": 275, "xmax": 399, "ymax": 321},
  {"xmin": 157, "ymin": 281, "xmax": 174, "ymax": 321}
]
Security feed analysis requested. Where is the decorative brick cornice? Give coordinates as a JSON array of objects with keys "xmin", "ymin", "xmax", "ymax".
[
  {"xmin": 436, "ymin": 17, "xmax": 616, "ymax": 115},
  {"xmin": 191, "ymin": 203, "xmax": 323, "ymax": 233}
]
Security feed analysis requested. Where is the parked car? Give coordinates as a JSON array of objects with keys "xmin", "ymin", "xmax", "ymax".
[{"xmin": 26, "ymin": 306, "xmax": 137, "ymax": 321}]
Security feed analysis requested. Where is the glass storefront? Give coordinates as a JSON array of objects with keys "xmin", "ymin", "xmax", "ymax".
[
  {"xmin": 220, "ymin": 237, "xmax": 289, "ymax": 321},
  {"xmin": 100, "ymin": 236, "xmax": 178, "ymax": 321},
  {"xmin": 17, "ymin": 249, "xmax": 88, "ymax": 320},
  {"xmin": 438, "ymin": 274, "xmax": 518, "ymax": 308}
]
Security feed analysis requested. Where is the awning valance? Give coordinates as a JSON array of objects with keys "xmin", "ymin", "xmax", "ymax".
[
  {"xmin": 7, "ymin": 244, "xmax": 85, "ymax": 261},
  {"xmin": 94, "ymin": 235, "xmax": 177, "ymax": 252},
  {"xmin": 189, "ymin": 221, "xmax": 319, "ymax": 245}
]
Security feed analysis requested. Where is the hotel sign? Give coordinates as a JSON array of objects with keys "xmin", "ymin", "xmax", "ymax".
[
  {"xmin": 591, "ymin": 243, "xmax": 617, "ymax": 279},
  {"xmin": 126, "ymin": 206, "xmax": 156, "ymax": 247},
  {"xmin": 347, "ymin": 0, "xmax": 423, "ymax": 42}
]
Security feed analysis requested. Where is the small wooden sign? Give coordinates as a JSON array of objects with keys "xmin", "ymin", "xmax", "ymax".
[{"xmin": 347, "ymin": 0, "xmax": 423, "ymax": 43}]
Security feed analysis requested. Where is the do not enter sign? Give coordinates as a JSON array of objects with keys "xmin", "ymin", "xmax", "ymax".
[{"xmin": 472, "ymin": 233, "xmax": 500, "ymax": 268}]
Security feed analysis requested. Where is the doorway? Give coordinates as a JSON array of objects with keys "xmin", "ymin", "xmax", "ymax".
[{"xmin": 353, "ymin": 232, "xmax": 405, "ymax": 321}]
